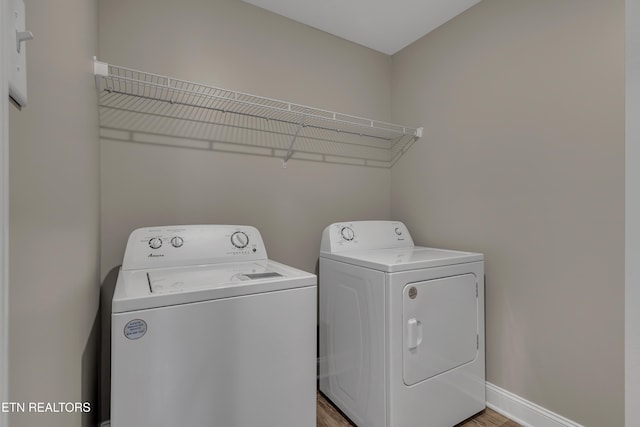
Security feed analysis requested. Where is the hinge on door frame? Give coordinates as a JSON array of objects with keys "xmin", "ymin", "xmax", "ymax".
[
  {"xmin": 476, "ymin": 283, "xmax": 478, "ymax": 297},
  {"xmin": 477, "ymin": 335, "xmax": 479, "ymax": 350}
]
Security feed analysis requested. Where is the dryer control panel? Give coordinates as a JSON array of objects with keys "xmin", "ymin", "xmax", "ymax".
[
  {"xmin": 122, "ymin": 225, "xmax": 267, "ymax": 270},
  {"xmin": 320, "ymin": 221, "xmax": 415, "ymax": 253}
]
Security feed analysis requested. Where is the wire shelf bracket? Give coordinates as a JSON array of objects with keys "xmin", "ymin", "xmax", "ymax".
[{"xmin": 282, "ymin": 116, "xmax": 306, "ymax": 168}]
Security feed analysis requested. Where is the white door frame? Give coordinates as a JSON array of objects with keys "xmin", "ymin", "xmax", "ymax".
[{"xmin": 0, "ymin": 0, "xmax": 9, "ymax": 425}]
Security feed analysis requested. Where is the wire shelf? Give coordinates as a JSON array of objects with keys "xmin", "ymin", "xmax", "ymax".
[{"xmin": 94, "ymin": 60, "xmax": 422, "ymax": 167}]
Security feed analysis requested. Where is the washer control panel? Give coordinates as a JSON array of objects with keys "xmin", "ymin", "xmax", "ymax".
[
  {"xmin": 123, "ymin": 225, "xmax": 266, "ymax": 270},
  {"xmin": 320, "ymin": 221, "xmax": 414, "ymax": 253}
]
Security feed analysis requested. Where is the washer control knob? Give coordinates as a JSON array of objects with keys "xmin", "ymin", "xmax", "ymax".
[
  {"xmin": 231, "ymin": 231, "xmax": 249, "ymax": 249},
  {"xmin": 340, "ymin": 227, "xmax": 355, "ymax": 241},
  {"xmin": 171, "ymin": 236, "xmax": 184, "ymax": 248},
  {"xmin": 148, "ymin": 237, "xmax": 163, "ymax": 249},
  {"xmin": 394, "ymin": 227, "xmax": 403, "ymax": 236}
]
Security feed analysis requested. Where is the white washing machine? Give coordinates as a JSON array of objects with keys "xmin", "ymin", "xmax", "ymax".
[
  {"xmin": 319, "ymin": 221, "xmax": 485, "ymax": 427},
  {"xmin": 111, "ymin": 225, "xmax": 317, "ymax": 427}
]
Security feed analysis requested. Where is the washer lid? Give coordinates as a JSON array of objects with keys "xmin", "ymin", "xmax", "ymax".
[
  {"xmin": 113, "ymin": 260, "xmax": 316, "ymax": 313},
  {"xmin": 320, "ymin": 246, "xmax": 483, "ymax": 272}
]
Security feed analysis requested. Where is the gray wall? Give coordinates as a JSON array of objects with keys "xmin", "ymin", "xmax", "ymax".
[
  {"xmin": 390, "ymin": 1, "xmax": 624, "ymax": 425},
  {"xmin": 98, "ymin": 0, "xmax": 393, "ymax": 277},
  {"xmin": 8, "ymin": 0, "xmax": 100, "ymax": 426}
]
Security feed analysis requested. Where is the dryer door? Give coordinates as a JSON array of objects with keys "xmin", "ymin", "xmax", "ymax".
[{"xmin": 402, "ymin": 273, "xmax": 478, "ymax": 386}]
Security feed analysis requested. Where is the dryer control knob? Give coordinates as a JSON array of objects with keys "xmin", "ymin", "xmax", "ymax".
[
  {"xmin": 231, "ymin": 231, "xmax": 249, "ymax": 249},
  {"xmin": 148, "ymin": 237, "xmax": 163, "ymax": 249},
  {"xmin": 395, "ymin": 227, "xmax": 403, "ymax": 236},
  {"xmin": 340, "ymin": 227, "xmax": 355, "ymax": 241},
  {"xmin": 171, "ymin": 236, "xmax": 184, "ymax": 248}
]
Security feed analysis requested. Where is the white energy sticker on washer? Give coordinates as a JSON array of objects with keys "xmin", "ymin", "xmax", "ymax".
[{"xmin": 124, "ymin": 319, "xmax": 147, "ymax": 340}]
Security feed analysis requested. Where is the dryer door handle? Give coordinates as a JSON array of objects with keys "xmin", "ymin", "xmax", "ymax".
[{"xmin": 407, "ymin": 318, "xmax": 423, "ymax": 351}]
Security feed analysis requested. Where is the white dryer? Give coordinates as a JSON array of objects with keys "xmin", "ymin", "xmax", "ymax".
[
  {"xmin": 319, "ymin": 221, "xmax": 485, "ymax": 427},
  {"xmin": 111, "ymin": 225, "xmax": 316, "ymax": 427}
]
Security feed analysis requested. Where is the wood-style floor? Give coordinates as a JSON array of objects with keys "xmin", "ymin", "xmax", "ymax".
[{"xmin": 317, "ymin": 393, "xmax": 521, "ymax": 427}]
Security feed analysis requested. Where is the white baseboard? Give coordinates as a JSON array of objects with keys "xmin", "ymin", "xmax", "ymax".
[{"xmin": 486, "ymin": 382, "xmax": 584, "ymax": 427}]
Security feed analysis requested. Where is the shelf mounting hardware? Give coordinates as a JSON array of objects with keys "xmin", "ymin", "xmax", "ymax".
[{"xmin": 16, "ymin": 30, "xmax": 33, "ymax": 54}]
